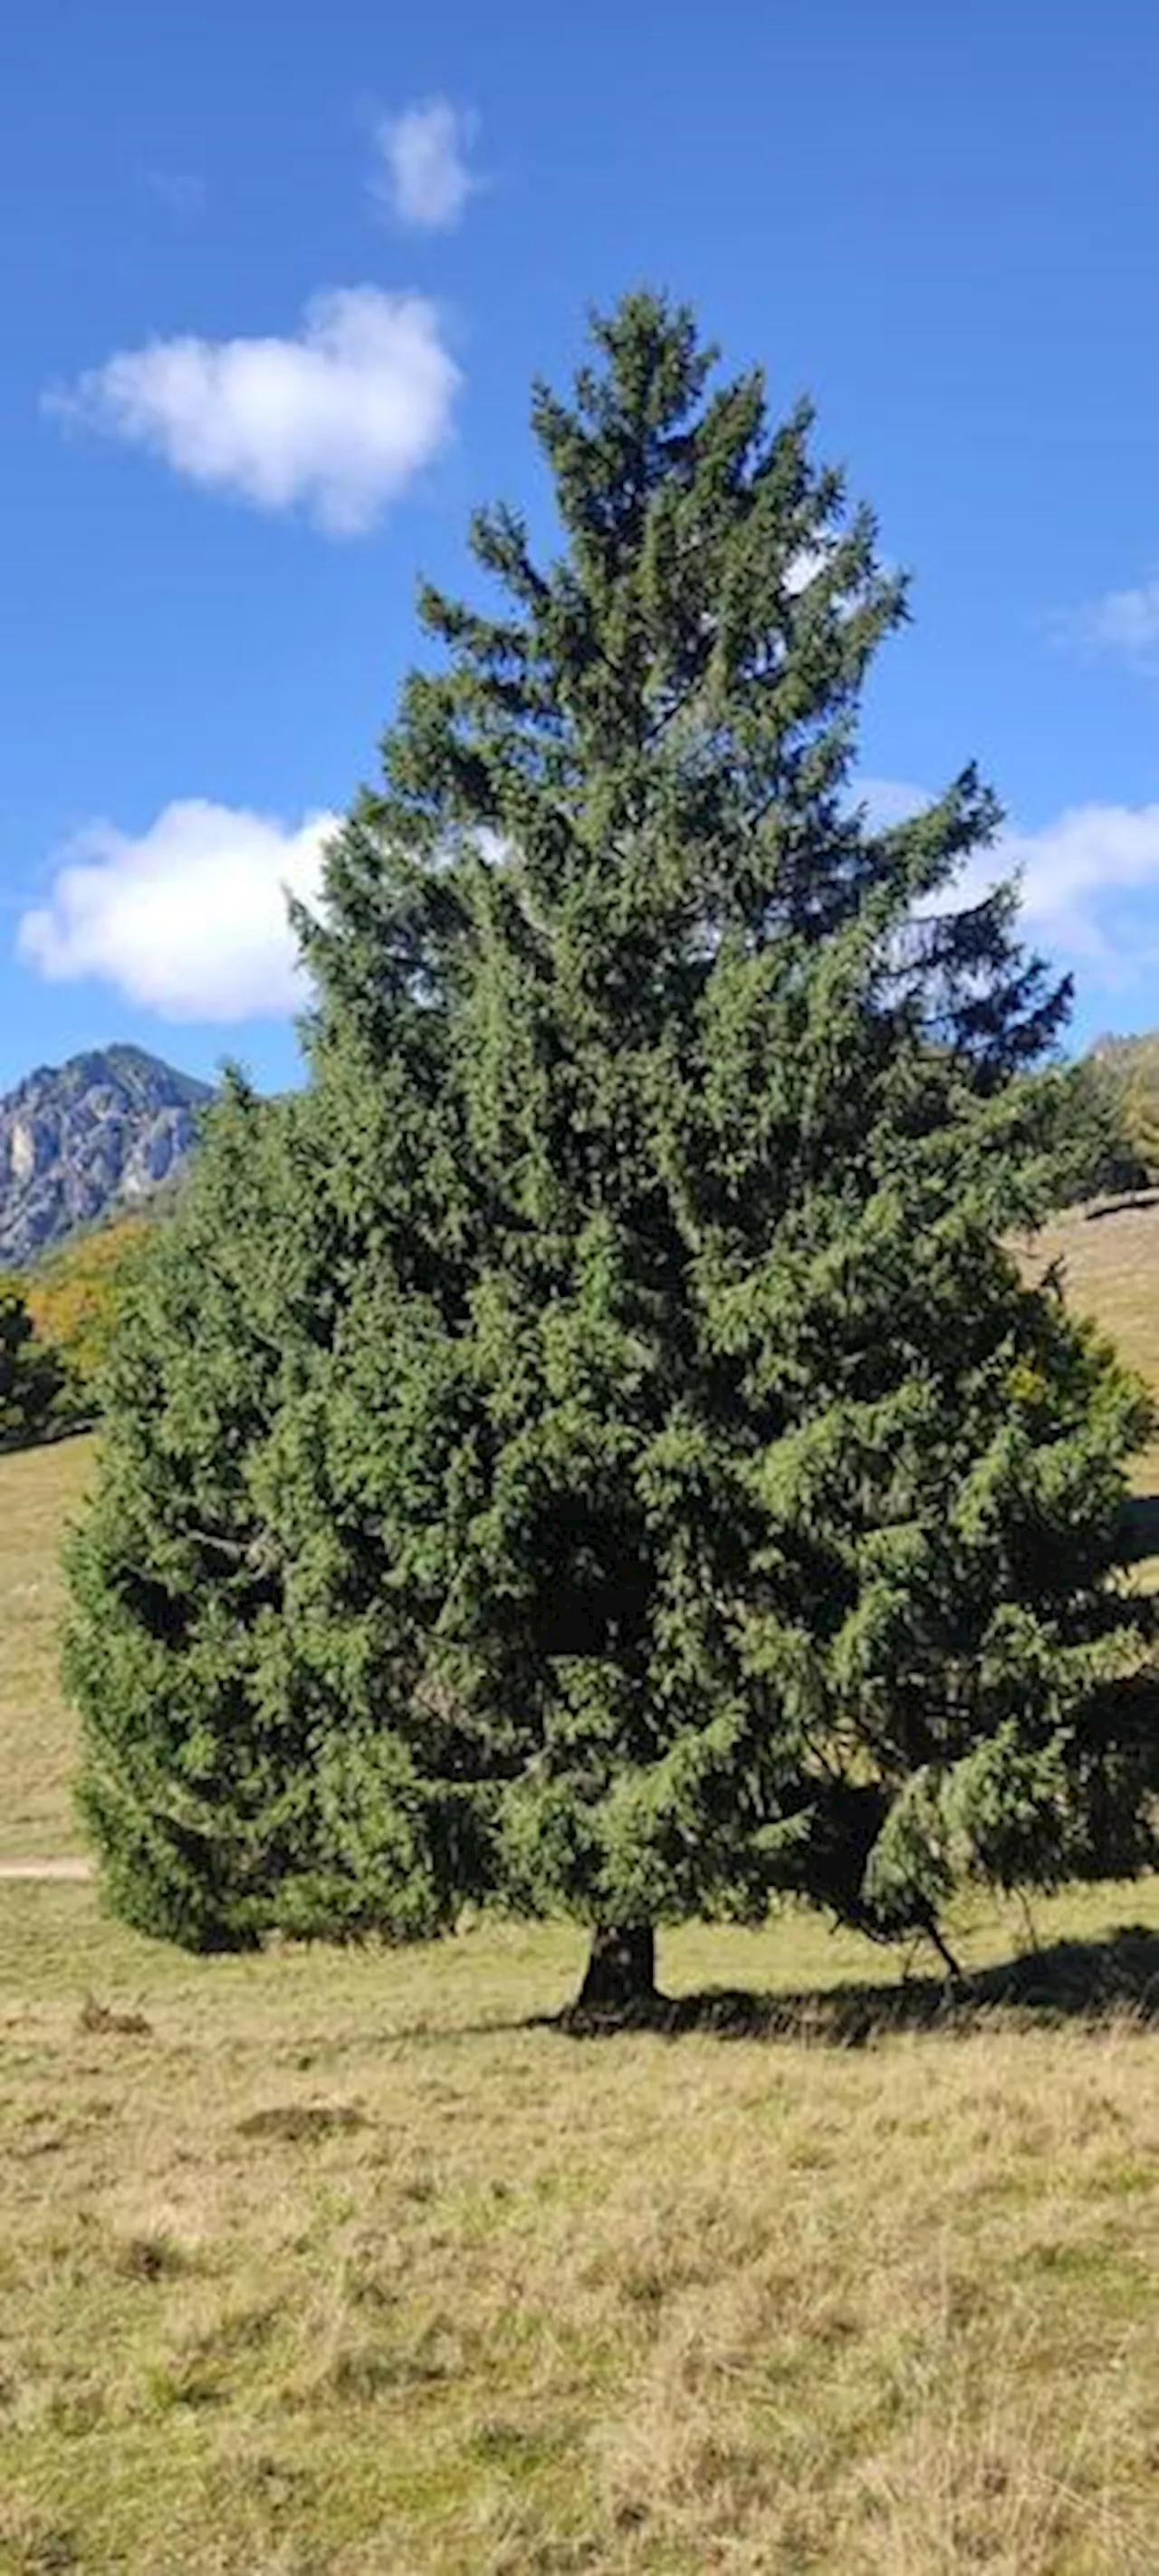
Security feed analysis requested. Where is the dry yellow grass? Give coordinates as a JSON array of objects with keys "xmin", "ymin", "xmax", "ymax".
[
  {"xmin": 0, "ymin": 1436, "xmax": 91, "ymax": 1860},
  {"xmin": 1018, "ymin": 1196, "xmax": 1159, "ymax": 1592},
  {"xmin": 2, "ymin": 1884, "xmax": 1159, "ymax": 2575},
  {"xmin": 2, "ymin": 1213, "xmax": 1159, "ymax": 2572},
  {"xmin": 1020, "ymin": 1197, "xmax": 1159, "ymax": 1496}
]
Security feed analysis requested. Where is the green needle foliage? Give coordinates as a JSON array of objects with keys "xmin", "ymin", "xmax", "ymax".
[
  {"xmin": 67, "ymin": 295, "xmax": 1157, "ymax": 2002},
  {"xmin": 0, "ymin": 1279, "xmax": 69, "ymax": 1450}
]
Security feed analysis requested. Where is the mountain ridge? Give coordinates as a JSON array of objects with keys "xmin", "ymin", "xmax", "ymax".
[{"xmin": 0, "ymin": 1044, "xmax": 212, "ymax": 1268}]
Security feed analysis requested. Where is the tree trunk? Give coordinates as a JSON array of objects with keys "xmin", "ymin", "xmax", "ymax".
[{"xmin": 576, "ymin": 1923, "xmax": 656, "ymax": 2015}]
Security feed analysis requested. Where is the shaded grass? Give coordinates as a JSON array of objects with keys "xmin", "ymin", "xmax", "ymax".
[{"xmin": 548, "ymin": 1920, "xmax": 1159, "ymax": 2043}]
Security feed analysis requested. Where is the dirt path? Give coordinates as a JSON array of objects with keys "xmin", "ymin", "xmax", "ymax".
[{"xmin": 0, "ymin": 1857, "xmax": 93, "ymax": 1881}]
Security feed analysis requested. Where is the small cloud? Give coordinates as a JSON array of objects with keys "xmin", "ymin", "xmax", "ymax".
[
  {"xmin": 146, "ymin": 170, "xmax": 206, "ymax": 216},
  {"xmin": 372, "ymin": 98, "xmax": 479, "ymax": 231},
  {"xmin": 18, "ymin": 801, "xmax": 337, "ymax": 1020},
  {"xmin": 1052, "ymin": 577, "xmax": 1159, "ymax": 668},
  {"xmin": 45, "ymin": 286, "xmax": 460, "ymax": 535}
]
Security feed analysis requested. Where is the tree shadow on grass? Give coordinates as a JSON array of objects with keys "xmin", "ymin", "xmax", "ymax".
[
  {"xmin": 1123, "ymin": 1492, "xmax": 1159, "ymax": 1560},
  {"xmin": 536, "ymin": 1925, "xmax": 1159, "ymax": 2047}
]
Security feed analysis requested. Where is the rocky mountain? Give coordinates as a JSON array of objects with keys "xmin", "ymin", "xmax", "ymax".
[{"xmin": 0, "ymin": 1045, "xmax": 212, "ymax": 1268}]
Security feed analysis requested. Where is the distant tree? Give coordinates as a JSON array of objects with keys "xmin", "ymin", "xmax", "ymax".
[
  {"xmin": 25, "ymin": 1215, "xmax": 154, "ymax": 1404},
  {"xmin": 67, "ymin": 295, "xmax": 1157, "ymax": 2006},
  {"xmin": 1085, "ymin": 1037, "xmax": 1159, "ymax": 1190},
  {"xmin": 0, "ymin": 1280, "xmax": 68, "ymax": 1448}
]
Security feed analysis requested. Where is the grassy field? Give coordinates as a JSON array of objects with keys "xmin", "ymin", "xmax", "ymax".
[
  {"xmin": 3, "ymin": 1205, "xmax": 1159, "ymax": 2572},
  {"xmin": 3, "ymin": 1883, "xmax": 1159, "ymax": 2575},
  {"xmin": 0, "ymin": 1436, "xmax": 91, "ymax": 1860}
]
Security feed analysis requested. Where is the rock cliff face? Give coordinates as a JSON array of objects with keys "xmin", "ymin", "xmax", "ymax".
[{"xmin": 0, "ymin": 1045, "xmax": 211, "ymax": 1267}]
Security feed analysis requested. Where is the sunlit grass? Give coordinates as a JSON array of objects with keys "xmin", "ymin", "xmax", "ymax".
[
  {"xmin": 1022, "ymin": 1197, "xmax": 1159, "ymax": 1495},
  {"xmin": 1020, "ymin": 1197, "xmax": 1159, "ymax": 1593},
  {"xmin": 2, "ymin": 1884, "xmax": 1159, "ymax": 2573},
  {"xmin": 0, "ymin": 1435, "xmax": 91, "ymax": 1860}
]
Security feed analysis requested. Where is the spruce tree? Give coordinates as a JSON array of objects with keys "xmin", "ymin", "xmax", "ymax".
[
  {"xmin": 0, "ymin": 1280, "xmax": 67, "ymax": 1449},
  {"xmin": 68, "ymin": 295, "xmax": 1156, "ymax": 2006}
]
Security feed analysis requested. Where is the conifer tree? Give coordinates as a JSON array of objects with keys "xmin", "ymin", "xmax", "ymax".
[
  {"xmin": 68, "ymin": 296, "xmax": 1156, "ymax": 2005},
  {"xmin": 0, "ymin": 1280, "xmax": 67, "ymax": 1449}
]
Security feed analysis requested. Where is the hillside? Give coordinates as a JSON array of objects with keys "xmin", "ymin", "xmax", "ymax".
[
  {"xmin": 1018, "ymin": 1193, "xmax": 1159, "ymax": 1496},
  {"xmin": 0, "ymin": 1043, "xmax": 210, "ymax": 1268},
  {"xmin": 0, "ymin": 1434, "xmax": 92, "ymax": 1855}
]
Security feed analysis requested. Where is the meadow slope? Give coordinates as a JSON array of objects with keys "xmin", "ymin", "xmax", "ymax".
[
  {"xmin": 0, "ymin": 1434, "xmax": 91, "ymax": 1860},
  {"xmin": 1020, "ymin": 1195, "xmax": 1159, "ymax": 1496}
]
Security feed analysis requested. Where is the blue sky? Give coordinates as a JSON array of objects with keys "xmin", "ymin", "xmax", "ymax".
[{"xmin": 5, "ymin": 0, "xmax": 1159, "ymax": 1096}]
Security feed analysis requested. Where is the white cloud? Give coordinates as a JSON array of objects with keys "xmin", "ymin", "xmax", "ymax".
[
  {"xmin": 1054, "ymin": 577, "xmax": 1159, "ymax": 665},
  {"xmin": 25, "ymin": 783, "xmax": 1159, "ymax": 1031},
  {"xmin": 46, "ymin": 287, "xmax": 459, "ymax": 535},
  {"xmin": 856, "ymin": 778, "xmax": 1159, "ymax": 980},
  {"xmin": 373, "ymin": 99, "xmax": 479, "ymax": 230},
  {"xmin": 18, "ymin": 801, "xmax": 337, "ymax": 1020},
  {"xmin": 1004, "ymin": 803, "xmax": 1159, "ymax": 973}
]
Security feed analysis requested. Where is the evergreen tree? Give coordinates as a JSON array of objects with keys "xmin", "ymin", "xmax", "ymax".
[
  {"xmin": 0, "ymin": 1279, "xmax": 67, "ymax": 1449},
  {"xmin": 68, "ymin": 296, "xmax": 1156, "ymax": 2006}
]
